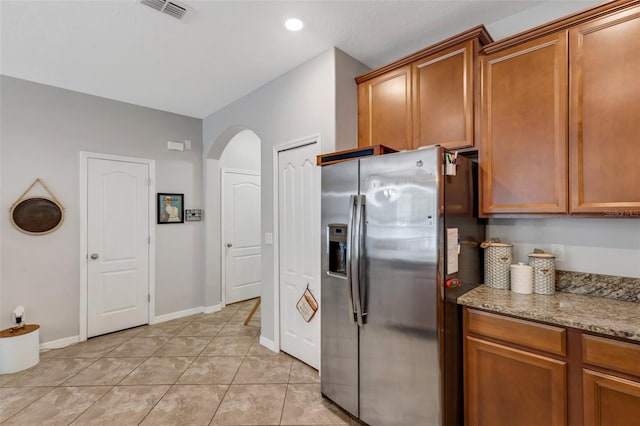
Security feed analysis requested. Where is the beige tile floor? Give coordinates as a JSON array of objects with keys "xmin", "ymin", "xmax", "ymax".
[{"xmin": 0, "ymin": 299, "xmax": 360, "ymax": 425}]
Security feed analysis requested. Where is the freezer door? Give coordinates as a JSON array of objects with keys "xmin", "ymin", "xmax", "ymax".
[
  {"xmin": 320, "ymin": 160, "xmax": 359, "ymax": 417},
  {"xmin": 358, "ymin": 148, "xmax": 442, "ymax": 426}
]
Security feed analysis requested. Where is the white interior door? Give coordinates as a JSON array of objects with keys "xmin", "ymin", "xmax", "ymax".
[
  {"xmin": 222, "ymin": 169, "xmax": 262, "ymax": 304},
  {"xmin": 278, "ymin": 142, "xmax": 321, "ymax": 369},
  {"xmin": 87, "ymin": 158, "xmax": 150, "ymax": 337}
]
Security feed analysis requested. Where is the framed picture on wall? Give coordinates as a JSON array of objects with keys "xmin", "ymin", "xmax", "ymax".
[{"xmin": 157, "ymin": 193, "xmax": 184, "ymax": 224}]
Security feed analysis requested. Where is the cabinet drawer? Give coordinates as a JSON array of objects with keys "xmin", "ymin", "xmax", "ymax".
[
  {"xmin": 465, "ymin": 309, "xmax": 566, "ymax": 356},
  {"xmin": 582, "ymin": 334, "xmax": 640, "ymax": 377}
]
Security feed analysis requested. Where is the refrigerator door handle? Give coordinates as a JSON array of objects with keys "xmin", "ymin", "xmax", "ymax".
[
  {"xmin": 353, "ymin": 194, "xmax": 366, "ymax": 327},
  {"xmin": 346, "ymin": 194, "xmax": 357, "ymax": 323},
  {"xmin": 359, "ymin": 194, "xmax": 367, "ymax": 320}
]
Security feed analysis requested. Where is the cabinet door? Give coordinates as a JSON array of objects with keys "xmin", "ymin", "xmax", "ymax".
[
  {"xmin": 357, "ymin": 65, "xmax": 412, "ymax": 150},
  {"xmin": 480, "ymin": 32, "xmax": 568, "ymax": 214},
  {"xmin": 583, "ymin": 369, "xmax": 640, "ymax": 426},
  {"xmin": 569, "ymin": 6, "xmax": 640, "ymax": 214},
  {"xmin": 412, "ymin": 40, "xmax": 475, "ymax": 150},
  {"xmin": 465, "ymin": 336, "xmax": 567, "ymax": 426}
]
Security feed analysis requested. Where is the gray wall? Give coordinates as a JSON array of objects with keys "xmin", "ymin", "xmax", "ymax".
[
  {"xmin": 335, "ymin": 48, "xmax": 370, "ymax": 152},
  {"xmin": 487, "ymin": 218, "xmax": 640, "ymax": 278},
  {"xmin": 202, "ymin": 47, "xmax": 368, "ymax": 344},
  {"xmin": 1, "ymin": 76, "xmax": 204, "ymax": 343},
  {"xmin": 486, "ymin": 1, "xmax": 603, "ymax": 40}
]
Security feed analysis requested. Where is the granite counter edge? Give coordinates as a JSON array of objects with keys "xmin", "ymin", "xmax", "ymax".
[{"xmin": 458, "ymin": 288, "xmax": 640, "ymax": 343}]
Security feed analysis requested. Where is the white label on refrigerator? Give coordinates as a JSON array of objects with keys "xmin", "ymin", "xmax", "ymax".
[{"xmin": 447, "ymin": 228, "xmax": 459, "ymax": 274}]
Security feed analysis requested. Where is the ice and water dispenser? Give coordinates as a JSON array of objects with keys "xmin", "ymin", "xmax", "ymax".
[{"xmin": 328, "ymin": 224, "xmax": 347, "ymax": 275}]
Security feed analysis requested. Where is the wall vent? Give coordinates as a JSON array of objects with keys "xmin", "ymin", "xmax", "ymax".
[{"xmin": 140, "ymin": 0, "xmax": 188, "ymax": 20}]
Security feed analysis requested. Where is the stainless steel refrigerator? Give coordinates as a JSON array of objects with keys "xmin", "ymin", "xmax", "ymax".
[{"xmin": 320, "ymin": 146, "xmax": 485, "ymax": 426}]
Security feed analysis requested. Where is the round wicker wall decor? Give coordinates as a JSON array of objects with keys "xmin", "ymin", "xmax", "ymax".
[{"xmin": 10, "ymin": 179, "xmax": 65, "ymax": 235}]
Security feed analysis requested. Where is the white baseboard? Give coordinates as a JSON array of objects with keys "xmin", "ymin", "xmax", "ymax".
[
  {"xmin": 202, "ymin": 304, "xmax": 222, "ymax": 314},
  {"xmin": 151, "ymin": 306, "xmax": 204, "ymax": 325},
  {"xmin": 40, "ymin": 335, "xmax": 80, "ymax": 350},
  {"xmin": 40, "ymin": 304, "xmax": 225, "ymax": 348},
  {"xmin": 259, "ymin": 335, "xmax": 279, "ymax": 353}
]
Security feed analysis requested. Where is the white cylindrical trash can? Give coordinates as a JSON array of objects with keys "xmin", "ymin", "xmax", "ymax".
[{"xmin": 0, "ymin": 324, "xmax": 40, "ymax": 374}]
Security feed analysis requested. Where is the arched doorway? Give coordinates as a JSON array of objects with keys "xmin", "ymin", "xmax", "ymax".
[
  {"xmin": 220, "ymin": 130, "xmax": 261, "ymax": 304},
  {"xmin": 204, "ymin": 127, "xmax": 262, "ymax": 310}
]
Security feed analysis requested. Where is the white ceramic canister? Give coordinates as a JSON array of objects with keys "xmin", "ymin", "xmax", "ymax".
[
  {"xmin": 510, "ymin": 263, "xmax": 533, "ymax": 294},
  {"xmin": 482, "ymin": 242, "xmax": 513, "ymax": 289},
  {"xmin": 528, "ymin": 252, "xmax": 556, "ymax": 294}
]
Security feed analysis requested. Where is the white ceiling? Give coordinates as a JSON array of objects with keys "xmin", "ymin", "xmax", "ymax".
[{"xmin": 1, "ymin": 0, "xmax": 602, "ymax": 119}]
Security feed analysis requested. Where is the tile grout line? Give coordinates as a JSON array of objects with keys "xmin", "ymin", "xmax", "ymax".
[
  {"xmin": 209, "ymin": 306, "xmax": 259, "ymax": 425},
  {"xmin": 207, "ymin": 315, "xmax": 244, "ymax": 425},
  {"xmin": 62, "ymin": 384, "xmax": 116, "ymax": 426},
  {"xmin": 57, "ymin": 356, "xmax": 103, "ymax": 387},
  {"xmin": 0, "ymin": 385, "xmax": 58, "ymax": 424},
  {"xmin": 206, "ymin": 306, "xmax": 239, "ymax": 426},
  {"xmin": 278, "ymin": 354, "xmax": 297, "ymax": 426},
  {"xmin": 135, "ymin": 383, "xmax": 173, "ymax": 425}
]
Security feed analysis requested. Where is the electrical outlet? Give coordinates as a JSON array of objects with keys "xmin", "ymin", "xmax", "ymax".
[{"xmin": 551, "ymin": 244, "xmax": 564, "ymax": 261}]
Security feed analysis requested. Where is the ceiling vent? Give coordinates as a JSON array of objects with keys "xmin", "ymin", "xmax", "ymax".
[{"xmin": 140, "ymin": 0, "xmax": 188, "ymax": 20}]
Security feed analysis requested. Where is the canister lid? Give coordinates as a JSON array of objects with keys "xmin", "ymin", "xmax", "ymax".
[
  {"xmin": 510, "ymin": 262, "xmax": 533, "ymax": 270},
  {"xmin": 528, "ymin": 252, "xmax": 556, "ymax": 258},
  {"xmin": 480, "ymin": 239, "xmax": 513, "ymax": 248},
  {"xmin": 481, "ymin": 241, "xmax": 513, "ymax": 248}
]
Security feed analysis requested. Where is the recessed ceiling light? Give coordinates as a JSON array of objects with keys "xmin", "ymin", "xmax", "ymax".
[{"xmin": 285, "ymin": 18, "xmax": 304, "ymax": 32}]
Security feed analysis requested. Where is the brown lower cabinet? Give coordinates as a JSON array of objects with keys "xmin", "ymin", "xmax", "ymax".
[
  {"xmin": 464, "ymin": 307, "xmax": 640, "ymax": 426},
  {"xmin": 581, "ymin": 334, "xmax": 640, "ymax": 426},
  {"xmin": 465, "ymin": 336, "xmax": 567, "ymax": 426},
  {"xmin": 583, "ymin": 370, "xmax": 640, "ymax": 426}
]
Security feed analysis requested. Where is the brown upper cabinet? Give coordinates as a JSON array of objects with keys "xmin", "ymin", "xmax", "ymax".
[
  {"xmin": 569, "ymin": 5, "xmax": 640, "ymax": 214},
  {"xmin": 357, "ymin": 65, "xmax": 413, "ymax": 151},
  {"xmin": 356, "ymin": 26, "xmax": 492, "ymax": 151},
  {"xmin": 480, "ymin": 32, "xmax": 568, "ymax": 214},
  {"xmin": 480, "ymin": 0, "xmax": 640, "ymax": 216}
]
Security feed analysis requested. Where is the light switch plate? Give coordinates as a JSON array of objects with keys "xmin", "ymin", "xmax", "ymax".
[
  {"xmin": 185, "ymin": 209, "xmax": 202, "ymax": 221},
  {"xmin": 167, "ymin": 140, "xmax": 184, "ymax": 151},
  {"xmin": 264, "ymin": 232, "xmax": 273, "ymax": 244}
]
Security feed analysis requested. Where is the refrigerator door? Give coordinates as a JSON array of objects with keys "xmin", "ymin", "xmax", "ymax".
[
  {"xmin": 320, "ymin": 160, "xmax": 359, "ymax": 417},
  {"xmin": 358, "ymin": 148, "xmax": 442, "ymax": 426}
]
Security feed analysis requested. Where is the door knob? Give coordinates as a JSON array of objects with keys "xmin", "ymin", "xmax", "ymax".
[
  {"xmin": 90, "ymin": 253, "xmax": 99, "ymax": 260},
  {"xmin": 226, "ymin": 243, "xmax": 233, "ymax": 247}
]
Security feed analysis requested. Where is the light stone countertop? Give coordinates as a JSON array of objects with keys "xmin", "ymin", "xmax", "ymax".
[{"xmin": 457, "ymin": 285, "xmax": 640, "ymax": 342}]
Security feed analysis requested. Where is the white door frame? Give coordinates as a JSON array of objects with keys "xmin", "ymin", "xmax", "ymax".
[
  {"xmin": 79, "ymin": 152, "xmax": 156, "ymax": 342},
  {"xmin": 272, "ymin": 134, "xmax": 320, "ymax": 353},
  {"xmin": 220, "ymin": 167, "xmax": 261, "ymax": 307}
]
